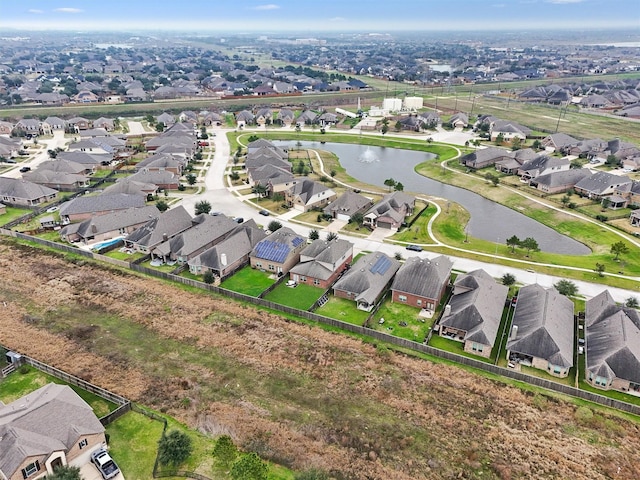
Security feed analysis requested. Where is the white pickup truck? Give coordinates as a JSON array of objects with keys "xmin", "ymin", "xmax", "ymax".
[{"xmin": 91, "ymin": 448, "xmax": 120, "ymax": 479}]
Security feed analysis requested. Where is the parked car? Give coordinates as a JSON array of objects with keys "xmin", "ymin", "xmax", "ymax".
[
  {"xmin": 198, "ymin": 141, "xmax": 209, "ymax": 147},
  {"xmin": 91, "ymin": 448, "xmax": 120, "ymax": 480},
  {"xmin": 406, "ymin": 244, "xmax": 423, "ymax": 252},
  {"xmin": 0, "ymin": 157, "xmax": 16, "ymax": 164},
  {"xmin": 19, "ymin": 166, "xmax": 31, "ymax": 173},
  {"xmin": 210, "ymin": 211, "xmax": 223, "ymax": 216},
  {"xmin": 259, "ymin": 209, "xmax": 270, "ymax": 216},
  {"xmin": 233, "ymin": 217, "xmax": 244, "ymax": 223}
]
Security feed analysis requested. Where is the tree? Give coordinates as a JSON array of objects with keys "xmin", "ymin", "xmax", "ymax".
[
  {"xmin": 394, "ymin": 182, "xmax": 404, "ymax": 191},
  {"xmin": 44, "ymin": 466, "xmax": 81, "ymax": 480},
  {"xmin": 155, "ymin": 123, "xmax": 165, "ymax": 132},
  {"xmin": 605, "ymin": 154, "xmax": 620, "ymax": 167},
  {"xmin": 554, "ymin": 279, "xmax": 578, "ymax": 297},
  {"xmin": 308, "ymin": 229, "xmax": 320, "ymax": 241},
  {"xmin": 203, "ymin": 270, "xmax": 215, "ymax": 284},
  {"xmin": 520, "ymin": 237, "xmax": 539, "ymax": 256},
  {"xmin": 495, "ymin": 133, "xmax": 505, "ymax": 145},
  {"xmin": 267, "ymin": 220, "xmax": 282, "ymax": 232},
  {"xmin": 506, "ymin": 235, "xmax": 520, "ymax": 253},
  {"xmin": 349, "ymin": 212, "xmax": 364, "ymax": 225},
  {"xmin": 230, "ymin": 453, "xmax": 268, "ymax": 480},
  {"xmin": 156, "ymin": 200, "xmax": 169, "ymax": 212},
  {"xmin": 625, "ymin": 297, "xmax": 639, "ymax": 309},
  {"xmin": 383, "ymin": 178, "xmax": 396, "ymax": 191},
  {"xmin": 595, "ymin": 263, "xmax": 605, "ymax": 277},
  {"xmin": 532, "ymin": 139, "xmax": 542, "ymax": 150},
  {"xmin": 560, "ymin": 195, "xmax": 570, "ymax": 208},
  {"xmin": 195, "ymin": 200, "xmax": 212, "ymax": 215},
  {"xmin": 394, "ymin": 251, "xmax": 403, "ymax": 261},
  {"xmin": 186, "ymin": 173, "xmax": 197, "ymax": 186},
  {"xmin": 511, "ymin": 137, "xmax": 522, "ymax": 151},
  {"xmin": 394, "ymin": 121, "xmax": 403, "ymax": 132},
  {"xmin": 570, "ymin": 159, "xmax": 583, "ymax": 169},
  {"xmin": 326, "ymin": 232, "xmax": 338, "ymax": 241},
  {"xmin": 253, "ymin": 184, "xmax": 268, "ymax": 201},
  {"xmin": 47, "ymin": 149, "xmax": 58, "ymax": 158},
  {"xmin": 212, "ymin": 435, "xmax": 237, "ymax": 468},
  {"xmin": 158, "ymin": 429, "xmax": 193, "ymax": 467},
  {"xmin": 501, "ymin": 273, "xmax": 516, "ymax": 286},
  {"xmin": 381, "ymin": 124, "xmax": 388, "ymax": 135},
  {"xmin": 610, "ymin": 241, "xmax": 629, "ymax": 261},
  {"xmin": 600, "ymin": 197, "xmax": 611, "ymax": 211},
  {"xmin": 230, "ymin": 171, "xmax": 240, "ymax": 181},
  {"xmin": 330, "ymin": 169, "xmax": 337, "ymax": 179}
]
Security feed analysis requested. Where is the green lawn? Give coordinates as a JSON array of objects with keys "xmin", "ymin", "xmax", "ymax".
[
  {"xmin": 264, "ymin": 282, "xmax": 324, "ymax": 310},
  {"xmin": 369, "ymin": 298, "xmax": 434, "ymax": 343},
  {"xmin": 428, "ymin": 335, "xmax": 493, "ymax": 364},
  {"xmin": 0, "ymin": 206, "xmax": 32, "ymax": 226},
  {"xmin": 0, "ymin": 365, "xmax": 117, "ymax": 417},
  {"xmin": 220, "ymin": 265, "xmax": 275, "ymax": 297},
  {"xmin": 106, "ymin": 410, "xmax": 165, "ymax": 480},
  {"xmin": 315, "ymin": 296, "xmax": 370, "ymax": 325},
  {"xmin": 391, "ymin": 203, "xmax": 438, "ymax": 243}
]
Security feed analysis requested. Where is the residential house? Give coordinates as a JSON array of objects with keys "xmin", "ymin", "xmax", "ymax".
[
  {"xmin": 42, "ymin": 116, "xmax": 66, "ymax": 132},
  {"xmin": 126, "ymin": 169, "xmax": 180, "ymax": 190},
  {"xmin": 460, "ymin": 147, "xmax": 512, "ymax": 170},
  {"xmin": 285, "ymin": 179, "xmax": 336, "ymax": 212},
  {"xmin": 495, "ymin": 148, "xmax": 539, "ymax": 174},
  {"xmin": 15, "ymin": 118, "xmax": 41, "ymax": 134},
  {"xmin": 289, "ymin": 238, "xmax": 354, "ymax": 289},
  {"xmin": 255, "ymin": 108, "xmax": 273, "ymax": 126},
  {"xmin": 23, "ymin": 170, "xmax": 89, "ymax": 191},
  {"xmin": 93, "ymin": 117, "xmax": 115, "ymax": 131},
  {"xmin": 57, "ymin": 151, "xmax": 112, "ymax": 170},
  {"xmin": 438, "ymin": 269, "xmax": 508, "ymax": 358},
  {"xmin": 247, "ymin": 139, "xmax": 288, "ymax": 159},
  {"xmin": 249, "ymin": 227, "xmax": 307, "ymax": 276},
  {"xmin": 102, "ymin": 178, "xmax": 158, "ymax": 198},
  {"xmin": 136, "ymin": 153, "xmax": 185, "ymax": 175},
  {"xmin": 507, "ymin": 283, "xmax": 574, "ymax": 377},
  {"xmin": 317, "ymin": 112, "xmax": 338, "ymax": 127},
  {"xmin": 541, "ymin": 133, "xmax": 579, "ymax": 152},
  {"xmin": 391, "ymin": 255, "xmax": 453, "ymax": 312},
  {"xmin": 152, "ymin": 214, "xmax": 239, "ymax": 264},
  {"xmin": 490, "ymin": 120, "xmax": 531, "ymax": 142},
  {"xmin": 363, "ymin": 191, "xmax": 415, "ymax": 229},
  {"xmin": 0, "ymin": 120, "xmax": 14, "ymax": 135},
  {"xmin": 248, "ymin": 165, "xmax": 296, "ymax": 194},
  {"xmin": 297, "ymin": 110, "xmax": 318, "ymax": 126},
  {"xmin": 188, "ymin": 220, "xmax": 267, "ymax": 279},
  {"xmin": 517, "ymin": 155, "xmax": 570, "ymax": 182},
  {"xmin": 449, "ymin": 112, "xmax": 469, "ymax": 128},
  {"xmin": 332, "ymin": 252, "xmax": 400, "ymax": 311},
  {"xmin": 530, "ymin": 168, "xmax": 592, "ymax": 194},
  {"xmin": 156, "ymin": 112, "xmax": 175, "ymax": 128},
  {"xmin": 0, "ymin": 384, "xmax": 107, "ymax": 480},
  {"xmin": 59, "ymin": 193, "xmax": 145, "ymax": 223},
  {"xmin": 72, "ymin": 90, "xmax": 99, "ymax": 103},
  {"xmin": 235, "ymin": 110, "xmax": 255, "ymax": 128},
  {"xmin": 277, "ymin": 109, "xmax": 295, "ymax": 126},
  {"xmin": 60, "ymin": 205, "xmax": 159, "ymax": 244},
  {"xmin": 574, "ymin": 171, "xmax": 632, "ymax": 200},
  {"xmin": 323, "ymin": 190, "xmax": 373, "ymax": 222},
  {"xmin": 38, "ymin": 159, "xmax": 95, "ymax": 176},
  {"xmin": 0, "ymin": 177, "xmax": 58, "ymax": 207},
  {"xmin": 631, "ymin": 210, "xmax": 640, "ymax": 227},
  {"xmin": 124, "ymin": 205, "xmax": 194, "ymax": 253},
  {"xmin": 0, "ymin": 137, "xmax": 24, "ymax": 158},
  {"xmin": 245, "ymin": 150, "xmax": 291, "ymax": 172},
  {"xmin": 585, "ymin": 290, "xmax": 640, "ymax": 392},
  {"xmin": 67, "ymin": 117, "xmax": 91, "ymax": 131}
]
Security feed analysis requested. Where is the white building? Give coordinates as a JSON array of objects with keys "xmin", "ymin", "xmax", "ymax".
[
  {"xmin": 403, "ymin": 96, "xmax": 424, "ymax": 110},
  {"xmin": 382, "ymin": 98, "xmax": 402, "ymax": 113}
]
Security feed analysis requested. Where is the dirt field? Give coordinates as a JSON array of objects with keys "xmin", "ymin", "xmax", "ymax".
[{"xmin": 1, "ymin": 241, "xmax": 639, "ymax": 480}]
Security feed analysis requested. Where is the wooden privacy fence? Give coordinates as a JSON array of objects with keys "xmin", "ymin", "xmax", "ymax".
[{"xmin": 2, "ymin": 229, "xmax": 640, "ymax": 418}]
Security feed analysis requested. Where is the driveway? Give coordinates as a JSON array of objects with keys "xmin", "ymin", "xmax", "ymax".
[
  {"xmin": 79, "ymin": 462, "xmax": 125, "ymax": 480},
  {"xmin": 3, "ymin": 130, "xmax": 69, "ymax": 179}
]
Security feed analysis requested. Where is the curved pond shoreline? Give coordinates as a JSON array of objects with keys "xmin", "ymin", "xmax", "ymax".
[{"xmin": 274, "ymin": 140, "xmax": 590, "ymax": 255}]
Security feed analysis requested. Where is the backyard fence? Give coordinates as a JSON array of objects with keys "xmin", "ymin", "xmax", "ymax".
[{"xmin": 3, "ymin": 229, "xmax": 640, "ymax": 418}]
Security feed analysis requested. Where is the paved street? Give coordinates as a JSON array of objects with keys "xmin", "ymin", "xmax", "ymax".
[
  {"xmin": 3, "ymin": 131, "xmax": 68, "ymax": 179},
  {"xmin": 171, "ymin": 127, "xmax": 639, "ymax": 305}
]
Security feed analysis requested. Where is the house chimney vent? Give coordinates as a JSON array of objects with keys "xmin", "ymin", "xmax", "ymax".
[
  {"xmin": 221, "ymin": 253, "xmax": 227, "ymax": 266},
  {"xmin": 510, "ymin": 325, "xmax": 519, "ymax": 340}
]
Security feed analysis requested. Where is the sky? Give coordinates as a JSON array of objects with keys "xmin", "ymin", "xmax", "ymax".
[{"xmin": 0, "ymin": 0, "xmax": 639, "ymax": 32}]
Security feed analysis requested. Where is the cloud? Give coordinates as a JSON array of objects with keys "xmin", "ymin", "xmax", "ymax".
[
  {"xmin": 28, "ymin": 9, "xmax": 44, "ymax": 14},
  {"xmin": 546, "ymin": 0, "xmax": 584, "ymax": 4},
  {"xmin": 329, "ymin": 17, "xmax": 346, "ymax": 22},
  {"xmin": 54, "ymin": 7, "xmax": 83, "ymax": 13},
  {"xmin": 251, "ymin": 4, "xmax": 280, "ymax": 10}
]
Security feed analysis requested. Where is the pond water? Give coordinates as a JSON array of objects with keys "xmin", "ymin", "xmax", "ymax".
[{"xmin": 275, "ymin": 141, "xmax": 590, "ymax": 255}]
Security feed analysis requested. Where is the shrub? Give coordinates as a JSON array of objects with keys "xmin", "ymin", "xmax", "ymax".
[{"xmin": 157, "ymin": 429, "xmax": 193, "ymax": 467}]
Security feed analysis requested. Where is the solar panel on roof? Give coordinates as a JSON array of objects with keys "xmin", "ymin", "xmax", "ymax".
[
  {"xmin": 370, "ymin": 255, "xmax": 392, "ymax": 275},
  {"xmin": 255, "ymin": 240, "xmax": 291, "ymax": 263},
  {"xmin": 291, "ymin": 237, "xmax": 304, "ymax": 247}
]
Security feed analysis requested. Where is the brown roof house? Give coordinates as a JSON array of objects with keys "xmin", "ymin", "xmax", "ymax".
[
  {"xmin": 0, "ymin": 383, "xmax": 107, "ymax": 480},
  {"xmin": 529, "ymin": 168, "xmax": 592, "ymax": 194},
  {"xmin": 585, "ymin": 290, "xmax": 640, "ymax": 393},
  {"xmin": 289, "ymin": 238, "xmax": 354, "ymax": 289},
  {"xmin": 187, "ymin": 220, "xmax": 267, "ymax": 280},
  {"xmin": 391, "ymin": 255, "xmax": 453, "ymax": 312},
  {"xmin": 285, "ymin": 179, "xmax": 336, "ymax": 212},
  {"xmin": 506, "ymin": 283, "xmax": 574, "ymax": 377},
  {"xmin": 332, "ymin": 252, "xmax": 400, "ymax": 312},
  {"xmin": 460, "ymin": 147, "xmax": 512, "ymax": 170},
  {"xmin": 59, "ymin": 193, "xmax": 145, "ymax": 224},
  {"xmin": 249, "ymin": 227, "xmax": 306, "ymax": 276},
  {"xmin": 438, "ymin": 269, "xmax": 508, "ymax": 358},
  {"xmin": 323, "ymin": 190, "xmax": 373, "ymax": 222},
  {"xmin": 363, "ymin": 192, "xmax": 415, "ymax": 229}
]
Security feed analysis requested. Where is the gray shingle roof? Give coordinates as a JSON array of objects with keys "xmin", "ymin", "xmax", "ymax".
[
  {"xmin": 0, "ymin": 384, "xmax": 104, "ymax": 479},
  {"xmin": 533, "ymin": 168, "xmax": 592, "ymax": 188},
  {"xmin": 290, "ymin": 238, "xmax": 353, "ymax": 281},
  {"xmin": 251, "ymin": 227, "xmax": 305, "ymax": 263},
  {"xmin": 61, "ymin": 205, "xmax": 159, "ymax": 239},
  {"xmin": 0, "ymin": 177, "xmax": 58, "ymax": 202},
  {"xmin": 333, "ymin": 252, "xmax": 400, "ymax": 306},
  {"xmin": 440, "ymin": 269, "xmax": 508, "ymax": 347},
  {"xmin": 154, "ymin": 214, "xmax": 238, "ymax": 258},
  {"xmin": 391, "ymin": 255, "xmax": 452, "ymax": 300},
  {"xmin": 586, "ymin": 290, "xmax": 640, "ymax": 384},
  {"xmin": 323, "ymin": 190, "xmax": 372, "ymax": 217},
  {"xmin": 60, "ymin": 193, "xmax": 145, "ymax": 217},
  {"xmin": 507, "ymin": 283, "xmax": 574, "ymax": 368},
  {"xmin": 575, "ymin": 171, "xmax": 632, "ymax": 195},
  {"xmin": 125, "ymin": 205, "xmax": 193, "ymax": 248}
]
